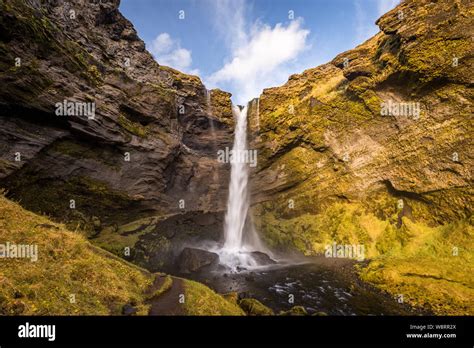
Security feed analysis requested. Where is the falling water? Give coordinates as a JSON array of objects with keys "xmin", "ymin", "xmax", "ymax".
[
  {"xmin": 205, "ymin": 88, "xmax": 217, "ymax": 143},
  {"xmin": 214, "ymin": 103, "xmax": 270, "ymax": 270},
  {"xmin": 223, "ymin": 104, "xmax": 250, "ymax": 250}
]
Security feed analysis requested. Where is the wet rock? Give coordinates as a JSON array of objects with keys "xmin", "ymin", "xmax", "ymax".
[
  {"xmin": 177, "ymin": 247, "xmax": 219, "ymax": 274},
  {"xmin": 238, "ymin": 298, "xmax": 274, "ymax": 316},
  {"xmin": 193, "ymin": 213, "xmax": 217, "ymax": 226},
  {"xmin": 122, "ymin": 304, "xmax": 138, "ymax": 316},
  {"xmin": 0, "ymin": 0, "xmax": 234, "ymax": 267},
  {"xmin": 279, "ymin": 306, "xmax": 308, "ymax": 316},
  {"xmin": 249, "ymin": 251, "xmax": 277, "ymax": 265}
]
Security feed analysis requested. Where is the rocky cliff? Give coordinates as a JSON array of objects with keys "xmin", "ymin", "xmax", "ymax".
[
  {"xmin": 248, "ymin": 0, "xmax": 473, "ymax": 314},
  {"xmin": 0, "ymin": 0, "xmax": 472, "ymax": 315},
  {"xmin": 0, "ymin": 0, "xmax": 234, "ymax": 268}
]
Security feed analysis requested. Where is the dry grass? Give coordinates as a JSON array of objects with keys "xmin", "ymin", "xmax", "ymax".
[
  {"xmin": 0, "ymin": 194, "xmax": 248, "ymax": 316},
  {"xmin": 0, "ymin": 194, "xmax": 153, "ymax": 315},
  {"xmin": 182, "ymin": 279, "xmax": 245, "ymax": 316}
]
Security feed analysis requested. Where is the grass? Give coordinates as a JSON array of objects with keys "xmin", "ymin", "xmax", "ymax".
[
  {"xmin": 359, "ymin": 218, "xmax": 474, "ymax": 315},
  {"xmin": 144, "ymin": 275, "xmax": 173, "ymax": 301},
  {"xmin": 0, "ymin": 194, "xmax": 153, "ymax": 315},
  {"xmin": 182, "ymin": 279, "xmax": 245, "ymax": 316},
  {"xmin": 0, "ymin": 194, "xmax": 246, "ymax": 316},
  {"xmin": 238, "ymin": 298, "xmax": 274, "ymax": 316},
  {"xmin": 255, "ymin": 201, "xmax": 473, "ymax": 315}
]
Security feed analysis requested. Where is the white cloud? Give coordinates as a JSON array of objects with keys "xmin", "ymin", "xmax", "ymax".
[
  {"xmin": 206, "ymin": 0, "xmax": 310, "ymax": 104},
  {"xmin": 212, "ymin": 0, "xmax": 248, "ymax": 50},
  {"xmin": 377, "ymin": 0, "xmax": 400, "ymax": 16},
  {"xmin": 354, "ymin": 0, "xmax": 379, "ymax": 45},
  {"xmin": 354, "ymin": 0, "xmax": 400, "ymax": 46},
  {"xmin": 149, "ymin": 33, "xmax": 199, "ymax": 75}
]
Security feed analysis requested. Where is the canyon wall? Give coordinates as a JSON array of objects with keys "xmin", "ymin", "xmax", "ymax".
[
  {"xmin": 246, "ymin": 0, "xmax": 473, "ymax": 314},
  {"xmin": 0, "ymin": 0, "xmax": 234, "ymax": 269},
  {"xmin": 248, "ymin": 0, "xmax": 473, "ymax": 253}
]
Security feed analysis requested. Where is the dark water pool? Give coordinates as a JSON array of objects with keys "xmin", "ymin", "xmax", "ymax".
[{"xmin": 179, "ymin": 260, "xmax": 420, "ymax": 315}]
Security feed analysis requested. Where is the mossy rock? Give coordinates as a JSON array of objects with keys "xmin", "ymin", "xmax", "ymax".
[
  {"xmin": 181, "ymin": 279, "xmax": 245, "ymax": 316},
  {"xmin": 279, "ymin": 306, "xmax": 308, "ymax": 316},
  {"xmin": 238, "ymin": 298, "xmax": 274, "ymax": 316}
]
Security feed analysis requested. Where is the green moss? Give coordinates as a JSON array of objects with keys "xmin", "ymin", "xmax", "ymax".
[
  {"xmin": 254, "ymin": 199, "xmax": 473, "ymax": 315},
  {"xmin": 238, "ymin": 298, "xmax": 274, "ymax": 316},
  {"xmin": 87, "ymin": 65, "xmax": 102, "ymax": 86},
  {"xmin": 182, "ymin": 279, "xmax": 245, "ymax": 316},
  {"xmin": 279, "ymin": 306, "xmax": 308, "ymax": 316},
  {"xmin": 49, "ymin": 140, "xmax": 120, "ymax": 169},
  {"xmin": 401, "ymin": 38, "xmax": 471, "ymax": 81},
  {"xmin": 117, "ymin": 114, "xmax": 148, "ymax": 138},
  {"xmin": 255, "ymin": 203, "xmax": 380, "ymax": 257},
  {"xmin": 94, "ymin": 217, "xmax": 162, "ymax": 257},
  {"xmin": 360, "ymin": 219, "xmax": 474, "ymax": 315},
  {"xmin": 0, "ymin": 194, "xmax": 153, "ymax": 315}
]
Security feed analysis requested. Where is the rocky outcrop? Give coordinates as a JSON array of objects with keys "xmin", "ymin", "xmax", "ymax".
[
  {"xmin": 177, "ymin": 247, "xmax": 219, "ymax": 274},
  {"xmin": 0, "ymin": 0, "xmax": 234, "ymax": 260},
  {"xmin": 246, "ymin": 0, "xmax": 473, "ymax": 315},
  {"xmin": 248, "ymin": 0, "xmax": 472, "ymax": 251}
]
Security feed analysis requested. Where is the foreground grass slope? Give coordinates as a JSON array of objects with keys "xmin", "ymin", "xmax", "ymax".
[{"xmin": 0, "ymin": 194, "xmax": 243, "ymax": 315}]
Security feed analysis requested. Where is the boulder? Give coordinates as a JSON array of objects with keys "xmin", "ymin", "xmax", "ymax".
[
  {"xmin": 177, "ymin": 247, "xmax": 219, "ymax": 274},
  {"xmin": 249, "ymin": 251, "xmax": 277, "ymax": 265},
  {"xmin": 238, "ymin": 298, "xmax": 274, "ymax": 316},
  {"xmin": 279, "ymin": 306, "xmax": 308, "ymax": 316}
]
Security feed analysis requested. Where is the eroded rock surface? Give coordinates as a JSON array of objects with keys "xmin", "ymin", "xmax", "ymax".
[{"xmin": 0, "ymin": 0, "xmax": 234, "ymax": 252}]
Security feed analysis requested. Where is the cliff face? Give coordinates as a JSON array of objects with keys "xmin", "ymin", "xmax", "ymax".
[
  {"xmin": 0, "ymin": 0, "xmax": 472, "ymax": 314},
  {"xmin": 250, "ymin": 0, "xmax": 472, "ymax": 241},
  {"xmin": 248, "ymin": 0, "xmax": 473, "ymax": 314},
  {"xmin": 0, "ymin": 0, "xmax": 234, "ymax": 266}
]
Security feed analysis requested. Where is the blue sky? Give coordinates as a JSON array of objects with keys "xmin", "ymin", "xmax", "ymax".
[{"xmin": 120, "ymin": 0, "xmax": 399, "ymax": 103}]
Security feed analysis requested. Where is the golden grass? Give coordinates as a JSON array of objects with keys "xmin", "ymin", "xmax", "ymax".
[
  {"xmin": 257, "ymin": 201, "xmax": 474, "ymax": 315},
  {"xmin": 182, "ymin": 279, "xmax": 245, "ymax": 316},
  {"xmin": 0, "ymin": 194, "xmax": 153, "ymax": 315},
  {"xmin": 0, "ymin": 194, "xmax": 248, "ymax": 316},
  {"xmin": 359, "ymin": 219, "xmax": 474, "ymax": 315}
]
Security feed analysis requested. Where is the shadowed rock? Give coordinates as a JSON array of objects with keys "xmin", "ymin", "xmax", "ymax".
[
  {"xmin": 249, "ymin": 251, "xmax": 277, "ymax": 265},
  {"xmin": 177, "ymin": 247, "xmax": 219, "ymax": 274}
]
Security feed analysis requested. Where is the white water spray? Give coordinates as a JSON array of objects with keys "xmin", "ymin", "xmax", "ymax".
[
  {"xmin": 215, "ymin": 104, "xmax": 269, "ymax": 270},
  {"xmin": 223, "ymin": 104, "xmax": 250, "ymax": 250}
]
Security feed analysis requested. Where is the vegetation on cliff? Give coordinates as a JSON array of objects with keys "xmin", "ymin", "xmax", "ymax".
[{"xmin": 250, "ymin": 0, "xmax": 473, "ymax": 315}]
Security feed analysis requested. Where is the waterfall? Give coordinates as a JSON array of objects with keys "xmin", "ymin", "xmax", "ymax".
[
  {"xmin": 223, "ymin": 105, "xmax": 250, "ymax": 250},
  {"xmin": 215, "ymin": 103, "xmax": 270, "ymax": 270}
]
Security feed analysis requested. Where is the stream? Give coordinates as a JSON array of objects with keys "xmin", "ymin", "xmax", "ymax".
[{"xmin": 178, "ymin": 257, "xmax": 419, "ymax": 315}]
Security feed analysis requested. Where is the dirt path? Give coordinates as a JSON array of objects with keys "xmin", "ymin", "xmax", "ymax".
[{"xmin": 148, "ymin": 275, "xmax": 186, "ymax": 315}]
